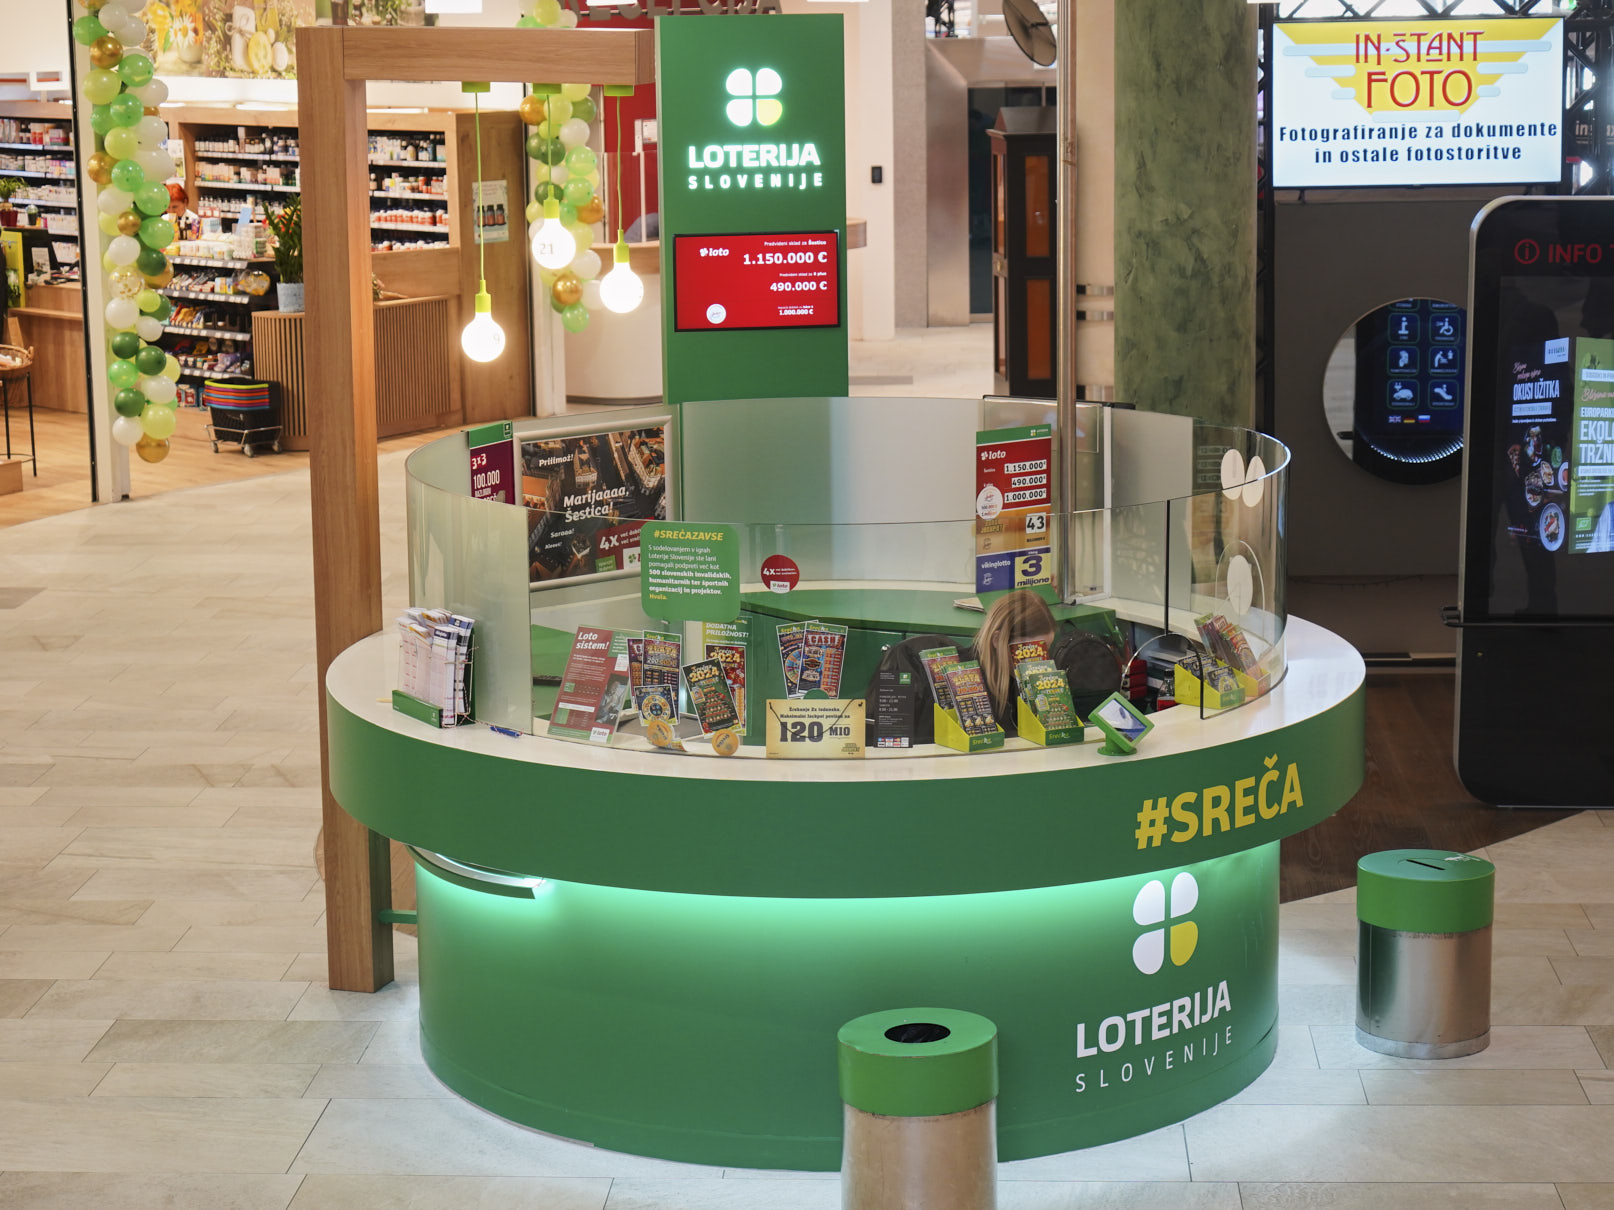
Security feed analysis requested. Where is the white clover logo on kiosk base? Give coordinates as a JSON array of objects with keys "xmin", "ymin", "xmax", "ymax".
[{"xmin": 1131, "ymin": 872, "xmax": 1199, "ymax": 975}]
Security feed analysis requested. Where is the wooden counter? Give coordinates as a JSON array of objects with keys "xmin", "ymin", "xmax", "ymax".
[{"xmin": 12, "ymin": 282, "xmax": 86, "ymax": 414}]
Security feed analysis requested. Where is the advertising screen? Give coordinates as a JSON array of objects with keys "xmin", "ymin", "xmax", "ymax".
[
  {"xmin": 1271, "ymin": 18, "xmax": 1564, "ymax": 189},
  {"xmin": 521, "ymin": 425, "xmax": 669, "ymax": 586},
  {"xmin": 673, "ymin": 232, "xmax": 840, "ymax": 332}
]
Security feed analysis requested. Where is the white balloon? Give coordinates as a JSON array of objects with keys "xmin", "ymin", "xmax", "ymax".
[
  {"xmin": 569, "ymin": 247, "xmax": 601, "ymax": 281},
  {"xmin": 107, "ymin": 235, "xmax": 141, "ymax": 266},
  {"xmin": 581, "ymin": 279, "xmax": 603, "ymax": 311},
  {"xmin": 98, "ymin": 4, "xmax": 130, "ymax": 30},
  {"xmin": 105, "ymin": 296, "xmax": 139, "ymax": 330},
  {"xmin": 135, "ymin": 316, "xmax": 163, "ymax": 341},
  {"xmin": 131, "ymin": 77, "xmax": 168, "ymax": 106},
  {"xmin": 97, "ymin": 186, "xmax": 133, "ymax": 217},
  {"xmin": 559, "ymin": 118, "xmax": 590, "ymax": 150},
  {"xmin": 134, "ymin": 147, "xmax": 175, "ymax": 183},
  {"xmin": 135, "ymin": 116, "xmax": 169, "ymax": 150},
  {"xmin": 557, "ymin": 7, "xmax": 577, "ymax": 26},
  {"xmin": 549, "ymin": 164, "xmax": 569, "ymax": 185},
  {"xmin": 112, "ymin": 415, "xmax": 144, "ymax": 447},
  {"xmin": 115, "ymin": 18, "xmax": 147, "ymax": 45},
  {"xmin": 141, "ymin": 375, "xmax": 177, "ymax": 405}
]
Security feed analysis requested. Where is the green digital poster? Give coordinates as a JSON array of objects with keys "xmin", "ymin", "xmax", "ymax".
[
  {"xmin": 640, "ymin": 521, "xmax": 741, "ymax": 623},
  {"xmin": 1572, "ymin": 337, "xmax": 1614, "ymax": 552},
  {"xmin": 656, "ymin": 14, "xmax": 850, "ymax": 410}
]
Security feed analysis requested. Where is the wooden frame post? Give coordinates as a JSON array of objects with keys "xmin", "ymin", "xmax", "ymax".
[{"xmin": 298, "ymin": 25, "xmax": 656, "ymax": 991}]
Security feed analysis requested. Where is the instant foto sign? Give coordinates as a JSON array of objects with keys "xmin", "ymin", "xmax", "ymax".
[{"xmin": 1272, "ymin": 18, "xmax": 1564, "ymax": 188}]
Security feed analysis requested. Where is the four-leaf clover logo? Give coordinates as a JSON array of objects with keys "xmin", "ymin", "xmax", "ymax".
[
  {"xmin": 725, "ymin": 67, "xmax": 783, "ymax": 128},
  {"xmin": 1131, "ymin": 872, "xmax": 1199, "ymax": 975}
]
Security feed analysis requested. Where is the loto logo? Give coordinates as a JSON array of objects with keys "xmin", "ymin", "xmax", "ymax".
[
  {"xmin": 725, "ymin": 67, "xmax": 783, "ymax": 128},
  {"xmin": 1131, "ymin": 872, "xmax": 1198, "ymax": 975}
]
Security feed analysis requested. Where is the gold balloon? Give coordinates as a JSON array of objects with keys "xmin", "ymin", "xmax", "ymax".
[
  {"xmin": 551, "ymin": 272, "xmax": 582, "ymax": 307},
  {"xmin": 143, "ymin": 263, "xmax": 173, "ymax": 288},
  {"xmin": 576, "ymin": 197, "xmax": 605, "ymax": 225},
  {"xmin": 116, "ymin": 210, "xmax": 143, "ymax": 236},
  {"xmin": 89, "ymin": 35, "xmax": 123, "ymax": 68},
  {"xmin": 79, "ymin": 0, "xmax": 108, "ymax": 9},
  {"xmin": 143, "ymin": 106, "xmax": 159, "ymax": 117},
  {"xmin": 87, "ymin": 151, "xmax": 115, "ymax": 186},
  {"xmin": 518, "ymin": 94, "xmax": 546, "ymax": 126},
  {"xmin": 134, "ymin": 435, "xmax": 171, "ymax": 463}
]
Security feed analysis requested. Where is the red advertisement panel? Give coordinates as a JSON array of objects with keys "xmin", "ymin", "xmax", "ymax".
[{"xmin": 674, "ymin": 232, "xmax": 840, "ymax": 332}]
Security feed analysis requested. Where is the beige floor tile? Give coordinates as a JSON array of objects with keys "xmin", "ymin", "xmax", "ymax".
[
  {"xmin": 283, "ymin": 953, "xmax": 329, "ymax": 982},
  {"xmin": 61, "ymin": 804, "xmax": 240, "ymax": 828},
  {"xmin": 1571, "ymin": 930, "xmax": 1614, "ymax": 957},
  {"xmin": 0, "ymin": 1095, "xmax": 327, "ymax": 1172},
  {"xmin": 0, "ymin": 827, "xmax": 83, "ymax": 867},
  {"xmin": 0, "ymin": 1059, "xmax": 112, "ymax": 1097},
  {"xmin": 0, "ymin": 1019, "xmax": 113, "ymax": 1062},
  {"xmin": 62, "ymin": 826, "xmax": 315, "ymax": 869},
  {"xmin": 1581, "ymin": 1070, "xmax": 1614, "ymax": 1104},
  {"xmin": 0, "ymin": 898, "xmax": 151, "ymax": 927},
  {"xmin": 1277, "ymin": 954, "xmax": 1356, "ymax": 986},
  {"xmin": 303, "ymin": 1063, "xmax": 451, "ymax": 1100},
  {"xmin": 289, "ymin": 1097, "xmax": 725, "ymax": 1178},
  {"xmin": 87, "ymin": 1019, "xmax": 377, "ymax": 1064},
  {"xmin": 1221, "ymin": 1067, "xmax": 1365, "ymax": 1106},
  {"xmin": 1237, "ymin": 1183, "xmax": 1564, "ymax": 1209},
  {"xmin": 26, "ymin": 977, "xmax": 307, "ymax": 1021},
  {"xmin": 0, "ymin": 864, "xmax": 91, "ymax": 899},
  {"xmin": 0, "ymin": 950, "xmax": 109, "ymax": 980},
  {"xmin": 1187, "ymin": 1105, "xmax": 1614, "ymax": 1182},
  {"xmin": 1586, "ymin": 905, "xmax": 1614, "ymax": 929},
  {"xmin": 94, "ymin": 951, "xmax": 296, "ymax": 982},
  {"xmin": 1493, "ymin": 956, "xmax": 1564, "ymax": 989},
  {"xmin": 0, "ymin": 978, "xmax": 52, "ymax": 1017},
  {"xmin": 1562, "ymin": 1186, "xmax": 1614, "ymax": 1209},
  {"xmin": 358, "ymin": 1020, "xmax": 422, "ymax": 1065},
  {"xmin": 289, "ymin": 982, "xmax": 418, "ymax": 1022},
  {"xmin": 996, "ymin": 1184, "xmax": 1242, "ymax": 1210},
  {"xmin": 290, "ymin": 1175, "xmax": 610, "ymax": 1210},
  {"xmin": 1490, "ymin": 930, "xmax": 1580, "ymax": 957},
  {"xmin": 92, "ymin": 1061, "xmax": 319, "ymax": 1099},
  {"xmin": 1492, "ymin": 984, "xmax": 1614, "ymax": 1027},
  {"xmin": 0, "ymin": 923, "xmax": 185, "ymax": 951},
  {"xmin": 0, "ymin": 800, "xmax": 82, "ymax": 827},
  {"xmin": 1269, "ymin": 1022, "xmax": 1322, "ymax": 1070},
  {"xmin": 177, "ymin": 925, "xmax": 329, "ymax": 953},
  {"xmin": 1278, "ymin": 984, "xmax": 1355, "ymax": 1026},
  {"xmin": 996, "ymin": 1127, "xmax": 1189, "ymax": 1182},
  {"xmin": 136, "ymin": 898, "xmax": 324, "ymax": 928},
  {"xmin": 33, "ymin": 786, "xmax": 205, "ymax": 809},
  {"xmin": 1312, "ymin": 1025, "xmax": 1604, "ymax": 1070},
  {"xmin": 1279, "ymin": 929, "xmax": 1357, "ymax": 956},
  {"xmin": 1361, "ymin": 1068, "xmax": 1590, "ymax": 1105},
  {"xmin": 1557, "ymin": 958, "xmax": 1614, "ymax": 985},
  {"xmin": 68, "ymin": 866, "xmax": 318, "ymax": 901},
  {"xmin": 604, "ymin": 1179, "xmax": 837, "ymax": 1210},
  {"xmin": 0, "ymin": 1172, "xmax": 302, "ymax": 1210}
]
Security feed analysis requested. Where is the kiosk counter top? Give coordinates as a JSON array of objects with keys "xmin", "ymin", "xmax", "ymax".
[{"xmin": 326, "ymin": 616, "xmax": 1364, "ymax": 899}]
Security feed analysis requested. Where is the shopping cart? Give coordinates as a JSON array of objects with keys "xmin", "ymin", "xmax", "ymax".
[{"xmin": 203, "ymin": 381, "xmax": 282, "ymax": 457}]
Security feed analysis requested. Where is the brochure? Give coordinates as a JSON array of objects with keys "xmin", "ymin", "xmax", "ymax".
[
  {"xmin": 1014, "ymin": 656, "xmax": 1057, "ymax": 707},
  {"xmin": 702, "ymin": 619, "xmax": 749, "ymax": 736},
  {"xmin": 1025, "ymin": 666, "xmax": 1078, "ymax": 730},
  {"xmin": 625, "ymin": 634, "xmax": 646, "ymax": 691},
  {"xmin": 551, "ymin": 627, "xmax": 625, "ymax": 742},
  {"xmin": 944, "ymin": 660, "xmax": 999, "ymax": 736},
  {"xmin": 777, "ymin": 621, "xmax": 814, "ymax": 697},
  {"xmin": 919, "ymin": 645, "xmax": 962, "ymax": 711},
  {"xmin": 643, "ymin": 630, "xmax": 682, "ymax": 698},
  {"xmin": 684, "ymin": 657, "xmax": 740, "ymax": 735},
  {"xmin": 870, "ymin": 668, "xmax": 917, "ymax": 749},
  {"xmin": 1009, "ymin": 638, "xmax": 1049, "ymax": 667},
  {"xmin": 798, "ymin": 622, "xmax": 848, "ymax": 697},
  {"xmin": 633, "ymin": 682, "xmax": 676, "ymax": 724}
]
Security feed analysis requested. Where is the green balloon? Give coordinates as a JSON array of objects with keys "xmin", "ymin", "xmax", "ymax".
[
  {"xmin": 114, "ymin": 387, "xmax": 147, "ymax": 416},
  {"xmin": 149, "ymin": 294, "xmax": 173, "ymax": 321},
  {"xmin": 570, "ymin": 96, "xmax": 596, "ymax": 125},
  {"xmin": 109, "ymin": 93, "xmax": 144, "ymax": 128},
  {"xmin": 109, "ymin": 331, "xmax": 140, "ymax": 360},
  {"xmin": 110, "ymin": 159, "xmax": 146, "ymax": 193},
  {"xmin": 89, "ymin": 105, "xmax": 117, "ymax": 137},
  {"xmin": 533, "ymin": 180, "xmax": 563, "ymax": 204},
  {"xmin": 537, "ymin": 118, "xmax": 563, "ymax": 140},
  {"xmin": 559, "ymin": 202, "xmax": 578, "ymax": 226},
  {"xmin": 515, "ymin": 14, "xmax": 539, "ymax": 27},
  {"xmin": 134, "ymin": 183, "xmax": 170, "ymax": 216},
  {"xmin": 560, "ymin": 302, "xmax": 590, "ymax": 334},
  {"xmin": 135, "ymin": 345, "xmax": 167, "ymax": 376},
  {"xmin": 104, "ymin": 126, "xmax": 139, "ymax": 161},
  {"xmin": 562, "ymin": 177, "xmax": 593, "ymax": 207},
  {"xmin": 136, "ymin": 246, "xmax": 167, "ymax": 277},
  {"xmin": 73, "ymin": 15, "xmax": 108, "ymax": 45},
  {"xmin": 541, "ymin": 138, "xmax": 567, "ymax": 167},
  {"xmin": 117, "ymin": 54, "xmax": 154, "ymax": 88},
  {"xmin": 534, "ymin": 0, "xmax": 562, "ymax": 25},
  {"xmin": 108, "ymin": 359, "xmax": 140, "ymax": 390},
  {"xmin": 83, "ymin": 68, "xmax": 121, "ymax": 107},
  {"xmin": 138, "ymin": 216, "xmax": 175, "ymax": 249},
  {"xmin": 524, "ymin": 132, "xmax": 547, "ymax": 161},
  {"xmin": 564, "ymin": 145, "xmax": 597, "ymax": 176},
  {"xmin": 141, "ymin": 404, "xmax": 178, "ymax": 440}
]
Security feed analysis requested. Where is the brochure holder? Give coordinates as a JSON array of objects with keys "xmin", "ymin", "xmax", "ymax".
[
  {"xmin": 1172, "ymin": 662, "xmax": 1260, "ymax": 712},
  {"xmin": 933, "ymin": 703, "xmax": 1005, "ymax": 753},
  {"xmin": 1016, "ymin": 697, "xmax": 1084, "ymax": 747},
  {"xmin": 392, "ymin": 689, "xmax": 445, "ymax": 729}
]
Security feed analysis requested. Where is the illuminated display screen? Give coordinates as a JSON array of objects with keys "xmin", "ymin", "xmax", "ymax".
[{"xmin": 673, "ymin": 232, "xmax": 840, "ymax": 332}]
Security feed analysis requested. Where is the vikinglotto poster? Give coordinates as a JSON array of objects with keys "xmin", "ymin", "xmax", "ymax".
[
  {"xmin": 974, "ymin": 424, "xmax": 1053, "ymax": 593},
  {"xmin": 1272, "ymin": 19, "xmax": 1564, "ymax": 188}
]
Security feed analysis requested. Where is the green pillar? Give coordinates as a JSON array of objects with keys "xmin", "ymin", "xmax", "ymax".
[{"xmin": 1113, "ymin": 0, "xmax": 1256, "ymax": 427}]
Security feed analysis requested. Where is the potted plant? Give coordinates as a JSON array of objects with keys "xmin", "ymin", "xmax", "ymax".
[
  {"xmin": 0, "ymin": 179, "xmax": 24, "ymax": 229},
  {"xmin": 266, "ymin": 196, "xmax": 303, "ymax": 311}
]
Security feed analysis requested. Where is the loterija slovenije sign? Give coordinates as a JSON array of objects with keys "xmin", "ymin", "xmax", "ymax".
[
  {"xmin": 657, "ymin": 14, "xmax": 848, "ymax": 408},
  {"xmin": 1272, "ymin": 18, "xmax": 1564, "ymax": 188}
]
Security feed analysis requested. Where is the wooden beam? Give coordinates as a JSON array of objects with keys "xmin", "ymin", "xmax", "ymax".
[
  {"xmin": 298, "ymin": 25, "xmax": 395, "ymax": 994},
  {"xmin": 340, "ymin": 27, "xmax": 656, "ymax": 86}
]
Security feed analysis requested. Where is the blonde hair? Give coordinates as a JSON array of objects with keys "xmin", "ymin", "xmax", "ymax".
[{"xmin": 975, "ymin": 590, "xmax": 1057, "ymax": 713}]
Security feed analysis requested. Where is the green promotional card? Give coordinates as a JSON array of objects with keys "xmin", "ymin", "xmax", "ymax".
[
  {"xmin": 684, "ymin": 657, "xmax": 740, "ymax": 735},
  {"xmin": 640, "ymin": 522, "xmax": 740, "ymax": 622},
  {"xmin": 1572, "ymin": 337, "xmax": 1614, "ymax": 551}
]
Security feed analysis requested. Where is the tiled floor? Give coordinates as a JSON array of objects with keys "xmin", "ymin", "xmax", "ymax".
[{"xmin": 1, "ymin": 329, "xmax": 1611, "ymax": 1208}]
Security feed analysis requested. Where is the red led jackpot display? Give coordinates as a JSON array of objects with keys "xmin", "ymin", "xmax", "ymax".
[{"xmin": 673, "ymin": 232, "xmax": 840, "ymax": 332}]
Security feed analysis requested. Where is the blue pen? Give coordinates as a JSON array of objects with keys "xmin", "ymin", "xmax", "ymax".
[{"xmin": 489, "ymin": 725, "xmax": 522, "ymax": 738}]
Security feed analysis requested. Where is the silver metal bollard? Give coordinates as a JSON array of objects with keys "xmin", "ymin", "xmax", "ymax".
[
  {"xmin": 837, "ymin": 1008, "xmax": 998, "ymax": 1210},
  {"xmin": 1356, "ymin": 849, "xmax": 1495, "ymax": 1059}
]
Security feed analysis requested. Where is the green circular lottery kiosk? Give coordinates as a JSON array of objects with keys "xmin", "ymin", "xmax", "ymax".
[{"xmin": 326, "ymin": 396, "xmax": 1364, "ymax": 1169}]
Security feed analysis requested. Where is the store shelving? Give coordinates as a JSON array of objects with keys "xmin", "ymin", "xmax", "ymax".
[
  {"xmin": 165, "ymin": 325, "xmax": 252, "ymax": 341},
  {"xmin": 0, "ymin": 102, "xmax": 82, "ymax": 284}
]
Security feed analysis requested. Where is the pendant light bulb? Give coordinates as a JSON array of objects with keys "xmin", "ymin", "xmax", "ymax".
[
  {"xmin": 530, "ymin": 197, "xmax": 577, "ymax": 271},
  {"xmin": 461, "ymin": 286, "xmax": 506, "ymax": 363},
  {"xmin": 599, "ymin": 233, "xmax": 644, "ymax": 315}
]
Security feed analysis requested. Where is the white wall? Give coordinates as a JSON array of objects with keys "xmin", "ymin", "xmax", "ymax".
[{"xmin": 1, "ymin": 7, "xmax": 71, "ymax": 95}]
